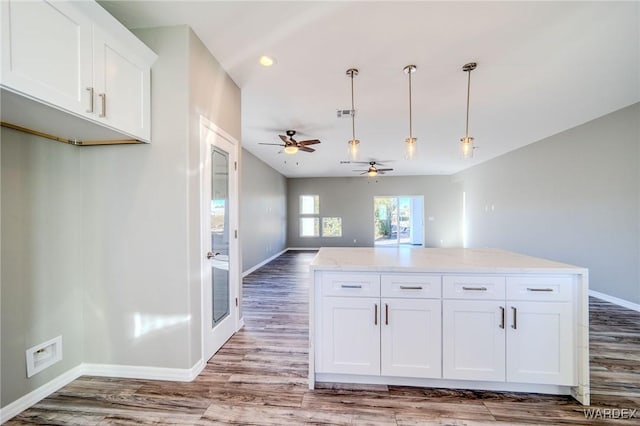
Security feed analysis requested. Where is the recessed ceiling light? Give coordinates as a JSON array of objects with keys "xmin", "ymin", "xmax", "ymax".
[{"xmin": 259, "ymin": 55, "xmax": 275, "ymax": 67}]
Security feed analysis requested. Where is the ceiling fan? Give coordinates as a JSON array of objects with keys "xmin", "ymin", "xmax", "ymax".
[
  {"xmin": 353, "ymin": 161, "xmax": 394, "ymax": 177},
  {"xmin": 259, "ymin": 130, "xmax": 321, "ymax": 154}
]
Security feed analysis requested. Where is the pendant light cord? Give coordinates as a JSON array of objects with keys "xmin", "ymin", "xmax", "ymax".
[
  {"xmin": 465, "ymin": 69, "xmax": 471, "ymax": 138},
  {"xmin": 350, "ymin": 71, "xmax": 356, "ymax": 141},
  {"xmin": 409, "ymin": 70, "xmax": 413, "ymax": 139}
]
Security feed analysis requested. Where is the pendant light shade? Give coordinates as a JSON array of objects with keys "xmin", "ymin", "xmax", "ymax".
[
  {"xmin": 346, "ymin": 68, "xmax": 360, "ymax": 161},
  {"xmin": 460, "ymin": 62, "xmax": 477, "ymax": 159},
  {"xmin": 404, "ymin": 65, "xmax": 417, "ymax": 160}
]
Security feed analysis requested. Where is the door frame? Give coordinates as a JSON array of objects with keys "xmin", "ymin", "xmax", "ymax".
[{"xmin": 200, "ymin": 116, "xmax": 241, "ymax": 363}]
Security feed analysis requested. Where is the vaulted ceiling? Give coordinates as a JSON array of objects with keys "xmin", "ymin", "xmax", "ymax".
[{"xmin": 101, "ymin": 1, "xmax": 639, "ymax": 177}]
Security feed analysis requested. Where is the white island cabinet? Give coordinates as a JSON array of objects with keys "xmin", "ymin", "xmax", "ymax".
[{"xmin": 309, "ymin": 247, "xmax": 590, "ymax": 405}]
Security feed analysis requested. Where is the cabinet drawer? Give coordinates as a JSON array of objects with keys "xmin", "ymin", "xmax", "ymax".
[
  {"xmin": 443, "ymin": 275, "xmax": 505, "ymax": 299},
  {"xmin": 321, "ymin": 272, "xmax": 380, "ymax": 297},
  {"xmin": 381, "ymin": 274, "xmax": 441, "ymax": 298},
  {"xmin": 506, "ymin": 276, "xmax": 574, "ymax": 301}
]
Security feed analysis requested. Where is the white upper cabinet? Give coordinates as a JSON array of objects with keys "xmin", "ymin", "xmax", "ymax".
[
  {"xmin": 92, "ymin": 25, "xmax": 151, "ymax": 140},
  {"xmin": 1, "ymin": 1, "xmax": 92, "ymax": 115},
  {"xmin": 1, "ymin": 0, "xmax": 156, "ymax": 143}
]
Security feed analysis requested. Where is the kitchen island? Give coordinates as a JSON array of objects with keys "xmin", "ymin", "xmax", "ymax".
[{"xmin": 308, "ymin": 247, "xmax": 589, "ymax": 405}]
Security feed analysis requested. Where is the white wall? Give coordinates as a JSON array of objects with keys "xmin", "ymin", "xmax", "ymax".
[
  {"xmin": 240, "ymin": 149, "xmax": 287, "ymax": 272},
  {"xmin": 1, "ymin": 129, "xmax": 83, "ymax": 406},
  {"xmin": 456, "ymin": 103, "xmax": 639, "ymax": 304},
  {"xmin": 286, "ymin": 176, "xmax": 462, "ymax": 248}
]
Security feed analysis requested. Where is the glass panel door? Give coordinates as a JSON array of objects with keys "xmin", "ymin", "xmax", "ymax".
[
  {"xmin": 210, "ymin": 147, "xmax": 229, "ymax": 326},
  {"xmin": 374, "ymin": 197, "xmax": 398, "ymax": 246}
]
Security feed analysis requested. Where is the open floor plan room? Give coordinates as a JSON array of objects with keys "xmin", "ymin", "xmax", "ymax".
[{"xmin": 6, "ymin": 251, "xmax": 640, "ymax": 425}]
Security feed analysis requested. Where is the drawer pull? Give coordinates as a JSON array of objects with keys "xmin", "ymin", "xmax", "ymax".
[
  {"xmin": 499, "ymin": 306, "xmax": 505, "ymax": 329},
  {"xmin": 374, "ymin": 304, "xmax": 378, "ymax": 326},
  {"xmin": 462, "ymin": 286, "xmax": 487, "ymax": 291},
  {"xmin": 511, "ymin": 306, "xmax": 517, "ymax": 329},
  {"xmin": 399, "ymin": 285, "xmax": 423, "ymax": 290},
  {"xmin": 527, "ymin": 287, "xmax": 554, "ymax": 292},
  {"xmin": 340, "ymin": 284, "xmax": 362, "ymax": 289},
  {"xmin": 385, "ymin": 303, "xmax": 389, "ymax": 325}
]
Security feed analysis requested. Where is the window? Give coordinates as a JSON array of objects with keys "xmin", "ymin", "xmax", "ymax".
[
  {"xmin": 300, "ymin": 217, "xmax": 320, "ymax": 237},
  {"xmin": 299, "ymin": 195, "xmax": 320, "ymax": 237},
  {"xmin": 300, "ymin": 195, "xmax": 319, "ymax": 214},
  {"xmin": 322, "ymin": 217, "xmax": 342, "ymax": 237}
]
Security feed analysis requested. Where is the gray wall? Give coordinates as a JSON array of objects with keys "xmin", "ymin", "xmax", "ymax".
[
  {"xmin": 1, "ymin": 24, "xmax": 241, "ymax": 408},
  {"xmin": 82, "ymin": 25, "xmax": 241, "ymax": 368},
  {"xmin": 456, "ymin": 103, "xmax": 639, "ymax": 304},
  {"xmin": 240, "ymin": 149, "xmax": 287, "ymax": 272},
  {"xmin": 286, "ymin": 176, "xmax": 463, "ymax": 248},
  {"xmin": 1, "ymin": 130, "xmax": 84, "ymax": 406}
]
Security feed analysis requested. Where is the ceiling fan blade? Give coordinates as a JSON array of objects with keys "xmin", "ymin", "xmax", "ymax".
[
  {"xmin": 299, "ymin": 146, "xmax": 315, "ymax": 153},
  {"xmin": 377, "ymin": 168, "xmax": 394, "ymax": 172},
  {"xmin": 298, "ymin": 139, "xmax": 321, "ymax": 146},
  {"xmin": 259, "ymin": 143, "xmax": 286, "ymax": 146},
  {"xmin": 360, "ymin": 171, "xmax": 369, "ymax": 175},
  {"xmin": 279, "ymin": 135, "xmax": 292, "ymax": 144}
]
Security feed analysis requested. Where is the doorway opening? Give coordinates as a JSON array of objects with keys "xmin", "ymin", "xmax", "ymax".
[{"xmin": 374, "ymin": 196, "xmax": 424, "ymax": 246}]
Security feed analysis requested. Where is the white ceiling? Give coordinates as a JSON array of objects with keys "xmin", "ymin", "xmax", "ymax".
[{"xmin": 101, "ymin": 1, "xmax": 639, "ymax": 178}]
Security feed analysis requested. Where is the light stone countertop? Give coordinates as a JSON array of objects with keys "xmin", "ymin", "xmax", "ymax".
[{"xmin": 309, "ymin": 247, "xmax": 587, "ymax": 274}]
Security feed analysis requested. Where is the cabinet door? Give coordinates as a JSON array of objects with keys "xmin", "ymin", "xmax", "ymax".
[
  {"xmin": 318, "ymin": 297, "xmax": 380, "ymax": 375},
  {"xmin": 507, "ymin": 302, "xmax": 575, "ymax": 385},
  {"xmin": 443, "ymin": 300, "xmax": 505, "ymax": 381},
  {"xmin": 1, "ymin": 0, "xmax": 92, "ymax": 115},
  {"xmin": 92, "ymin": 26, "xmax": 151, "ymax": 141},
  {"xmin": 381, "ymin": 298, "xmax": 441, "ymax": 378}
]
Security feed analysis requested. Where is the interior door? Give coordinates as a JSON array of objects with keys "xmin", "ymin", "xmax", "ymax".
[{"xmin": 202, "ymin": 120, "xmax": 238, "ymax": 361}]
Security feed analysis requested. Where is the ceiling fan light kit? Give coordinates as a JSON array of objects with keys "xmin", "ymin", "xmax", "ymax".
[
  {"xmin": 404, "ymin": 64, "xmax": 417, "ymax": 160},
  {"xmin": 460, "ymin": 62, "xmax": 477, "ymax": 159},
  {"xmin": 346, "ymin": 68, "xmax": 360, "ymax": 161}
]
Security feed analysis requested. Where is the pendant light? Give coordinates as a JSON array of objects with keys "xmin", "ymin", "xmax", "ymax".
[
  {"xmin": 460, "ymin": 62, "xmax": 477, "ymax": 159},
  {"xmin": 346, "ymin": 68, "xmax": 360, "ymax": 160},
  {"xmin": 404, "ymin": 65, "xmax": 417, "ymax": 159}
]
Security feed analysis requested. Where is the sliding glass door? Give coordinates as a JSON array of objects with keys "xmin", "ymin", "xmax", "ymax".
[{"xmin": 374, "ymin": 196, "xmax": 424, "ymax": 246}]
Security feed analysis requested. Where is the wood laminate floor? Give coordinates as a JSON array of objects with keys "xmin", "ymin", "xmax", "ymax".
[{"xmin": 7, "ymin": 250, "xmax": 640, "ymax": 425}]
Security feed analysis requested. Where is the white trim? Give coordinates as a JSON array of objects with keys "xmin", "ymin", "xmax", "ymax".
[
  {"xmin": 0, "ymin": 360, "xmax": 206, "ymax": 423},
  {"xmin": 315, "ymin": 373, "xmax": 572, "ymax": 395},
  {"xmin": 0, "ymin": 364, "xmax": 83, "ymax": 423},
  {"xmin": 287, "ymin": 247, "xmax": 321, "ymax": 251},
  {"xmin": 82, "ymin": 359, "xmax": 205, "ymax": 382},
  {"xmin": 242, "ymin": 249, "xmax": 287, "ymax": 277},
  {"xmin": 589, "ymin": 289, "xmax": 640, "ymax": 312}
]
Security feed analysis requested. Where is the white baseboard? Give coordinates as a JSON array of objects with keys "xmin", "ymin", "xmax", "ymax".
[
  {"xmin": 589, "ymin": 289, "xmax": 640, "ymax": 312},
  {"xmin": 0, "ymin": 364, "xmax": 83, "ymax": 423},
  {"xmin": 242, "ymin": 248, "xmax": 287, "ymax": 277},
  {"xmin": 0, "ymin": 360, "xmax": 205, "ymax": 423},
  {"xmin": 82, "ymin": 359, "xmax": 205, "ymax": 382},
  {"xmin": 286, "ymin": 247, "xmax": 320, "ymax": 251}
]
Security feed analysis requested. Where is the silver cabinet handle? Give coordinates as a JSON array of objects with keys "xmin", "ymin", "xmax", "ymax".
[
  {"xmin": 374, "ymin": 304, "xmax": 378, "ymax": 326},
  {"xmin": 499, "ymin": 306, "xmax": 505, "ymax": 329},
  {"xmin": 527, "ymin": 288, "xmax": 554, "ymax": 292},
  {"xmin": 511, "ymin": 306, "xmax": 517, "ymax": 329},
  {"xmin": 385, "ymin": 303, "xmax": 389, "ymax": 325},
  {"xmin": 462, "ymin": 286, "xmax": 487, "ymax": 291},
  {"xmin": 206, "ymin": 252, "xmax": 220, "ymax": 259},
  {"xmin": 399, "ymin": 285, "xmax": 423, "ymax": 290},
  {"xmin": 340, "ymin": 284, "xmax": 362, "ymax": 289},
  {"xmin": 86, "ymin": 87, "xmax": 94, "ymax": 113},
  {"xmin": 98, "ymin": 93, "xmax": 106, "ymax": 117}
]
